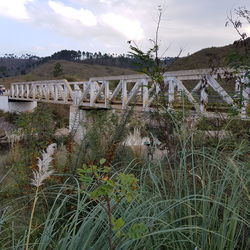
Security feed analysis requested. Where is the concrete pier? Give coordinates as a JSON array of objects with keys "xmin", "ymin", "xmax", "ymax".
[{"xmin": 0, "ymin": 96, "xmax": 37, "ymax": 113}]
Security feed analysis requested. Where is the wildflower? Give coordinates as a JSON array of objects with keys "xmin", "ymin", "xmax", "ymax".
[{"xmin": 31, "ymin": 143, "xmax": 57, "ymax": 187}]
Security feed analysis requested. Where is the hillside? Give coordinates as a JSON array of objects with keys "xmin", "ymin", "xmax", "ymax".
[
  {"xmin": 0, "ymin": 56, "xmax": 40, "ymax": 78},
  {"xmin": 0, "ymin": 60, "xmax": 137, "ymax": 88},
  {"xmin": 1, "ymin": 38, "xmax": 249, "ymax": 88},
  {"xmin": 168, "ymin": 38, "xmax": 250, "ymax": 70}
]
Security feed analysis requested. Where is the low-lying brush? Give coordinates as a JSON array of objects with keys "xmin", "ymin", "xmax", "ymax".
[{"xmin": 0, "ymin": 109, "xmax": 249, "ymax": 249}]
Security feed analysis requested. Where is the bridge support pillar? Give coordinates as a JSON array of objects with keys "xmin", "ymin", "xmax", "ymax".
[
  {"xmin": 9, "ymin": 100, "xmax": 37, "ymax": 113},
  {"xmin": 69, "ymin": 105, "xmax": 86, "ymax": 144},
  {"xmin": 0, "ymin": 96, "xmax": 37, "ymax": 113}
]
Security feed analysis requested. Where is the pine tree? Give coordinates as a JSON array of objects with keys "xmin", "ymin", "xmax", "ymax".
[{"xmin": 53, "ymin": 63, "xmax": 63, "ymax": 77}]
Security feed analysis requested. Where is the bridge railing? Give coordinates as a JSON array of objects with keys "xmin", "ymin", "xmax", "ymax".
[
  {"xmin": 10, "ymin": 80, "xmax": 74, "ymax": 104},
  {"xmin": 8, "ymin": 68, "xmax": 250, "ymax": 118},
  {"xmin": 80, "ymin": 69, "xmax": 249, "ymax": 118}
]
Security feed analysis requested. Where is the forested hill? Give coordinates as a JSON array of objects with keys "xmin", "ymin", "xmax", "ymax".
[
  {"xmin": 0, "ymin": 50, "xmax": 174, "ymax": 78},
  {"xmin": 0, "ymin": 54, "xmax": 40, "ymax": 78},
  {"xmin": 0, "ymin": 38, "xmax": 249, "ymax": 78},
  {"xmin": 42, "ymin": 50, "xmax": 136, "ymax": 68}
]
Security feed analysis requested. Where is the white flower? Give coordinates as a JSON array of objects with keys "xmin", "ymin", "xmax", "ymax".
[{"xmin": 31, "ymin": 143, "xmax": 57, "ymax": 187}]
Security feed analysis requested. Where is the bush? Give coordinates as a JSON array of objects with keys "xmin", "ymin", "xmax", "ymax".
[{"xmin": 0, "ymin": 108, "xmax": 249, "ymax": 249}]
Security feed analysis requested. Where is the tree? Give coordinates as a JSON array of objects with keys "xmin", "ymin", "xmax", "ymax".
[
  {"xmin": 0, "ymin": 66, "xmax": 7, "ymax": 77},
  {"xmin": 226, "ymin": 7, "xmax": 250, "ymax": 40},
  {"xmin": 53, "ymin": 62, "xmax": 63, "ymax": 77},
  {"xmin": 77, "ymin": 50, "xmax": 82, "ymax": 61},
  {"xmin": 225, "ymin": 7, "xmax": 250, "ymax": 118},
  {"xmin": 226, "ymin": 7, "xmax": 250, "ymax": 75},
  {"xmin": 128, "ymin": 5, "xmax": 166, "ymax": 92}
]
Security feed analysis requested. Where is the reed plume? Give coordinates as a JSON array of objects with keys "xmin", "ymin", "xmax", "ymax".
[
  {"xmin": 31, "ymin": 143, "xmax": 57, "ymax": 187},
  {"xmin": 26, "ymin": 143, "xmax": 57, "ymax": 250}
]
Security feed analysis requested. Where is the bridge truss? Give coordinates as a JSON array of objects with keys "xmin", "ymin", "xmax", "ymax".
[{"xmin": 9, "ymin": 68, "xmax": 250, "ymax": 118}]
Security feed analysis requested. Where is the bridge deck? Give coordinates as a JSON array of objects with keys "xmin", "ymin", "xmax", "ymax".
[{"xmin": 8, "ymin": 68, "xmax": 250, "ymax": 118}]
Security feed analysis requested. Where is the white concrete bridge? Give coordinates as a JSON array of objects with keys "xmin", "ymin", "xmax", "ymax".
[
  {"xmin": 0, "ymin": 67, "xmax": 246, "ymax": 144},
  {"xmin": 0, "ymin": 68, "xmax": 247, "ymax": 140},
  {"xmin": 7, "ymin": 68, "xmax": 250, "ymax": 118}
]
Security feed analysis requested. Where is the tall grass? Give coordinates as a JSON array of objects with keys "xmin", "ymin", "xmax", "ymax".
[
  {"xmin": 0, "ymin": 106, "xmax": 249, "ymax": 249},
  {"xmin": 1, "ymin": 131, "xmax": 249, "ymax": 250}
]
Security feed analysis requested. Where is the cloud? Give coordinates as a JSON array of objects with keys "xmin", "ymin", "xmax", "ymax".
[
  {"xmin": 101, "ymin": 13, "xmax": 144, "ymax": 40},
  {"xmin": 99, "ymin": 0, "xmax": 112, "ymax": 4},
  {"xmin": 0, "ymin": 0, "xmax": 34, "ymax": 20},
  {"xmin": 1, "ymin": 0, "xmax": 248, "ymax": 57},
  {"xmin": 244, "ymin": 24, "xmax": 250, "ymax": 36},
  {"xmin": 48, "ymin": 0, "xmax": 97, "ymax": 26}
]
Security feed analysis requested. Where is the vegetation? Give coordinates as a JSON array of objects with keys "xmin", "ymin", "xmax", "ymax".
[
  {"xmin": 167, "ymin": 38, "xmax": 250, "ymax": 71},
  {"xmin": 0, "ymin": 5, "xmax": 249, "ymax": 250},
  {"xmin": 0, "ymin": 35, "xmax": 249, "ymax": 81},
  {"xmin": 53, "ymin": 63, "xmax": 63, "ymax": 77},
  {"xmin": 0, "ymin": 54, "xmax": 40, "ymax": 78},
  {"xmin": 0, "ymin": 104, "xmax": 249, "ymax": 249},
  {"xmin": 0, "ymin": 49, "xmax": 141, "ymax": 79},
  {"xmin": 0, "ymin": 60, "xmax": 136, "ymax": 89}
]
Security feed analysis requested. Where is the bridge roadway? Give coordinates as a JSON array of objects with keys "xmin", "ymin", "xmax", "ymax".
[{"xmin": 8, "ymin": 68, "xmax": 250, "ymax": 119}]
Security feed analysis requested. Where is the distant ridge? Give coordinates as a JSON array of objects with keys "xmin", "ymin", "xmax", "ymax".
[
  {"xmin": 168, "ymin": 37, "xmax": 250, "ymax": 71},
  {"xmin": 0, "ymin": 37, "xmax": 249, "ymax": 85}
]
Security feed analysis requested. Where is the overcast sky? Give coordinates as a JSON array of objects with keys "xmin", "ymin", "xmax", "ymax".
[{"xmin": 0, "ymin": 0, "xmax": 249, "ymax": 57}]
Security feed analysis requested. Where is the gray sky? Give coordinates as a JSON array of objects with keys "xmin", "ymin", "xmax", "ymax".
[{"xmin": 0, "ymin": 0, "xmax": 249, "ymax": 57}]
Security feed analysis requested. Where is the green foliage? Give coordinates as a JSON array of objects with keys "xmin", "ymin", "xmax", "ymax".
[
  {"xmin": 0, "ymin": 110, "xmax": 18, "ymax": 123},
  {"xmin": 53, "ymin": 62, "xmax": 63, "ymax": 77},
  {"xmin": 77, "ymin": 159, "xmax": 138, "ymax": 202},
  {"xmin": 112, "ymin": 217, "xmax": 124, "ymax": 232},
  {"xmin": 226, "ymin": 8, "xmax": 250, "ymax": 89},
  {"xmin": 15, "ymin": 104, "xmax": 55, "ymax": 150},
  {"xmin": 82, "ymin": 111, "xmax": 119, "ymax": 163},
  {"xmin": 126, "ymin": 223, "xmax": 148, "ymax": 239},
  {"xmin": 75, "ymin": 110, "xmax": 132, "ymax": 169},
  {"xmin": 77, "ymin": 159, "xmax": 145, "ymax": 249},
  {"xmin": 226, "ymin": 49, "xmax": 250, "ymax": 75},
  {"xmin": 44, "ymin": 104, "xmax": 69, "ymax": 128},
  {"xmin": 2, "ymin": 137, "xmax": 249, "ymax": 249},
  {"xmin": 0, "ymin": 66, "xmax": 7, "ymax": 75},
  {"xmin": 129, "ymin": 44, "xmax": 163, "ymax": 83},
  {"xmin": 3, "ymin": 105, "xmax": 57, "ymax": 194},
  {"xmin": 112, "ymin": 217, "xmax": 148, "ymax": 240},
  {"xmin": 225, "ymin": 119, "xmax": 250, "ymax": 140},
  {"xmin": 1, "ymin": 8, "xmax": 250, "ymax": 249}
]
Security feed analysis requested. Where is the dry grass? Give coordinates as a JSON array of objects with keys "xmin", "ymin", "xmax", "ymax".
[
  {"xmin": 168, "ymin": 37, "xmax": 250, "ymax": 70},
  {"xmin": 0, "ymin": 60, "xmax": 137, "ymax": 88}
]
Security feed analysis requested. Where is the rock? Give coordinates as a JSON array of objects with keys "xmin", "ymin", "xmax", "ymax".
[{"xmin": 54, "ymin": 128, "xmax": 70, "ymax": 137}]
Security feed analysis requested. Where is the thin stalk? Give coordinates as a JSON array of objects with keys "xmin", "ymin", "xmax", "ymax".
[
  {"xmin": 155, "ymin": 8, "xmax": 162, "ymax": 66},
  {"xmin": 25, "ymin": 187, "xmax": 39, "ymax": 250},
  {"xmin": 106, "ymin": 197, "xmax": 114, "ymax": 250}
]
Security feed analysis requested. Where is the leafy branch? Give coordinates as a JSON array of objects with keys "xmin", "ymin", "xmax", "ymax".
[{"xmin": 77, "ymin": 159, "xmax": 146, "ymax": 250}]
